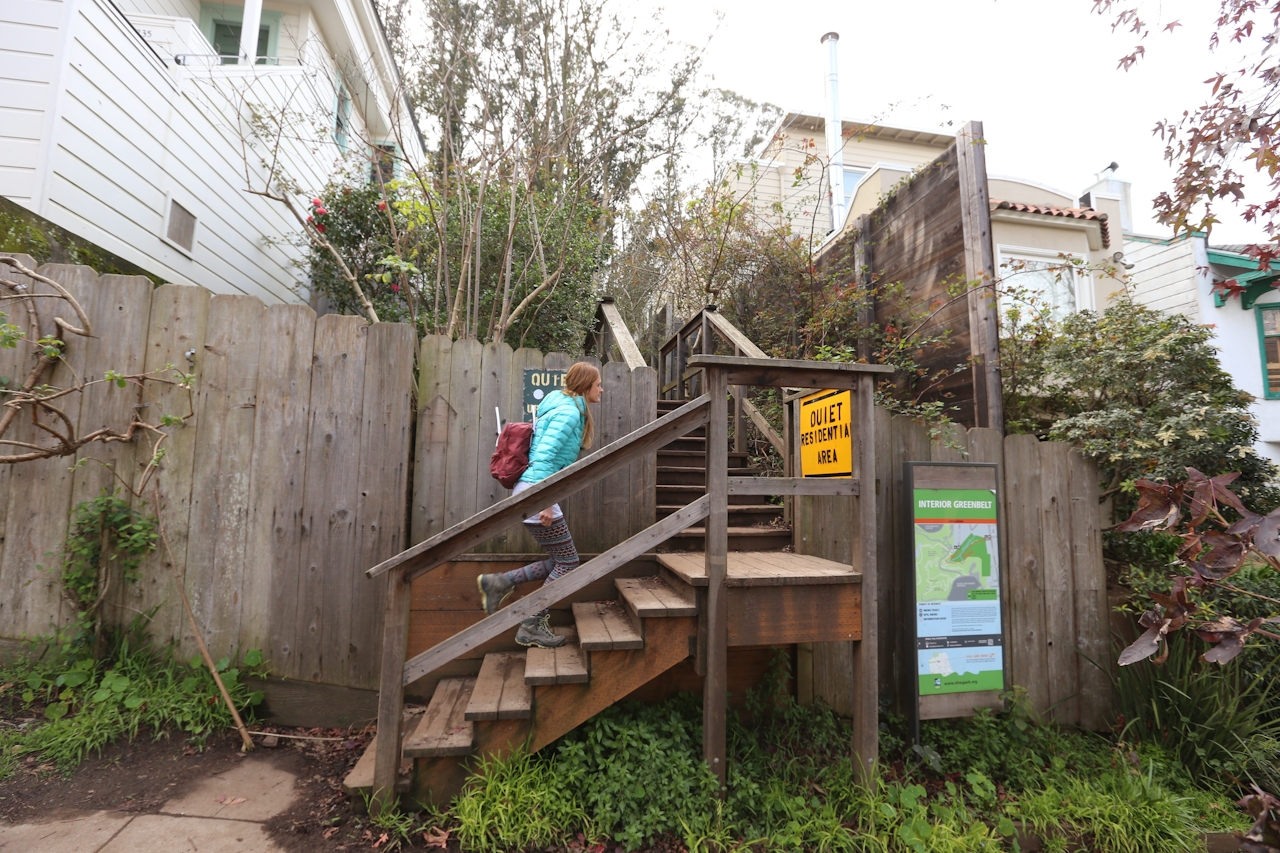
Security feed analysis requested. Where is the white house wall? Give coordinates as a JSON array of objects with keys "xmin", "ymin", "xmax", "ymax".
[
  {"xmin": 1123, "ymin": 235, "xmax": 1202, "ymax": 321},
  {"xmin": 0, "ymin": 0, "xmax": 72, "ymax": 204},
  {"xmin": 1, "ymin": 0, "xmax": 390, "ymax": 304}
]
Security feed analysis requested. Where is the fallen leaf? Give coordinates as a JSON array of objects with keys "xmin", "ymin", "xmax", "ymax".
[
  {"xmin": 216, "ymin": 796, "xmax": 247, "ymax": 806},
  {"xmin": 324, "ymin": 827, "xmax": 340, "ymax": 839},
  {"xmin": 423, "ymin": 826, "xmax": 450, "ymax": 848},
  {"xmin": 372, "ymin": 831, "xmax": 390, "ymax": 848}
]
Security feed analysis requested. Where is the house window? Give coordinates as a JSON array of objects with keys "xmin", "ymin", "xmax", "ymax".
[
  {"xmin": 166, "ymin": 199, "xmax": 197, "ymax": 253},
  {"xmin": 371, "ymin": 143, "xmax": 397, "ymax": 184},
  {"xmin": 335, "ymin": 85, "xmax": 352, "ymax": 152},
  {"xmin": 842, "ymin": 168, "xmax": 866, "ymax": 214},
  {"xmin": 199, "ymin": 4, "xmax": 283, "ymax": 65},
  {"xmin": 1259, "ymin": 304, "xmax": 1280, "ymax": 399},
  {"xmin": 998, "ymin": 249, "xmax": 1081, "ymax": 324}
]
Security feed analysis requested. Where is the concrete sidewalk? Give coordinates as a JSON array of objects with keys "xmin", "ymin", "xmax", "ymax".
[{"xmin": 0, "ymin": 753, "xmax": 298, "ymax": 852}]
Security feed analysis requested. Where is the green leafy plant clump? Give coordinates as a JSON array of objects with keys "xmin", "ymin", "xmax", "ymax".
[
  {"xmin": 427, "ymin": 660, "xmax": 1247, "ymax": 853},
  {"xmin": 0, "ymin": 638, "xmax": 265, "ymax": 774}
]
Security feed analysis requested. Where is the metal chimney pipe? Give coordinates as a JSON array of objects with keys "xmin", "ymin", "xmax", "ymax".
[{"xmin": 821, "ymin": 32, "xmax": 845, "ymax": 233}]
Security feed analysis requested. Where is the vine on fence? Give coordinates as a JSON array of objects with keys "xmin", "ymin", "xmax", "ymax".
[{"xmin": 53, "ymin": 491, "xmax": 158, "ymax": 658}]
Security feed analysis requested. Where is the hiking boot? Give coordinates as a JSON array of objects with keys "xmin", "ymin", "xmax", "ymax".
[
  {"xmin": 515, "ymin": 614, "xmax": 566, "ymax": 649},
  {"xmin": 477, "ymin": 573, "xmax": 515, "ymax": 615}
]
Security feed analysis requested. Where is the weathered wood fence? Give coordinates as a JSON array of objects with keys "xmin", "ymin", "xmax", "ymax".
[
  {"xmin": 0, "ymin": 259, "xmax": 656, "ymax": 697},
  {"xmin": 794, "ymin": 413, "xmax": 1110, "ymax": 730}
]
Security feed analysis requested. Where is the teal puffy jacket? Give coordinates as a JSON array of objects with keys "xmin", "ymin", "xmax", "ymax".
[{"xmin": 520, "ymin": 390, "xmax": 586, "ymax": 484}]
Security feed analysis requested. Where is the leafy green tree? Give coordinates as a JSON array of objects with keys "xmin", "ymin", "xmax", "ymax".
[{"xmin": 1001, "ymin": 295, "xmax": 1278, "ymax": 514}]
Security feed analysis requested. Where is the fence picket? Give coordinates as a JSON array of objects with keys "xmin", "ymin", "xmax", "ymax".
[
  {"xmin": 1039, "ymin": 441, "xmax": 1078, "ymax": 726},
  {"xmin": 413, "ymin": 335, "xmax": 453, "ymax": 544},
  {"xmin": 1003, "ymin": 434, "xmax": 1049, "ymax": 713},
  {"xmin": 135, "ymin": 285, "xmax": 210, "ymax": 649},
  {"xmin": 296, "ymin": 315, "xmax": 368, "ymax": 683},
  {"xmin": 1069, "ymin": 449, "xmax": 1110, "ymax": 731},
  {"xmin": 444, "ymin": 339, "xmax": 483, "ymax": 534},
  {"xmin": 246, "ymin": 304, "xmax": 316, "ymax": 676},
  {"xmin": 473, "ymin": 343, "xmax": 511, "ymax": 552},
  {"xmin": 183, "ymin": 295, "xmax": 265, "ymax": 661},
  {"xmin": 349, "ymin": 323, "xmax": 417, "ymax": 688}
]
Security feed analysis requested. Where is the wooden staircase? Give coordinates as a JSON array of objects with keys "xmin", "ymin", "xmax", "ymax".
[
  {"xmin": 346, "ymin": 571, "xmax": 700, "ymax": 805},
  {"xmin": 654, "ymin": 398, "xmax": 790, "ymax": 552},
  {"xmin": 357, "ymin": 312, "xmax": 888, "ymax": 813}
]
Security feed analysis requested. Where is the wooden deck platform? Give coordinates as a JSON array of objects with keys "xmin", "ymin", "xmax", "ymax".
[
  {"xmin": 657, "ymin": 551, "xmax": 861, "ymax": 587},
  {"xmin": 654, "ymin": 551, "xmax": 862, "ymax": 647}
]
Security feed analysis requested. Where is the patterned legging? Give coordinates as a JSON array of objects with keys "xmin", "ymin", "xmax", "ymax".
[{"xmin": 501, "ymin": 517, "xmax": 581, "ymax": 618}]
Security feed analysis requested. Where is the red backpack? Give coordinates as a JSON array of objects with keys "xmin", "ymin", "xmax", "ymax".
[{"xmin": 490, "ymin": 421, "xmax": 535, "ymax": 489}]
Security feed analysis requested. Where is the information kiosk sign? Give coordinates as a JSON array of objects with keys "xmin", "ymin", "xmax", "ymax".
[{"xmin": 905, "ymin": 462, "xmax": 1005, "ymax": 728}]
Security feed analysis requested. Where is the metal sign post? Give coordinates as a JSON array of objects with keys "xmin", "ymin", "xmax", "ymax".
[{"xmin": 904, "ymin": 462, "xmax": 1006, "ymax": 744}]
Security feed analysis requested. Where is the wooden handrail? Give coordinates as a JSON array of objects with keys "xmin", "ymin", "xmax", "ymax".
[
  {"xmin": 401, "ymin": 496, "xmax": 710, "ymax": 684},
  {"xmin": 368, "ymin": 395, "xmax": 711, "ymax": 582},
  {"xmin": 587, "ymin": 298, "xmax": 647, "ymax": 370},
  {"xmin": 704, "ymin": 310, "xmax": 768, "ymax": 359}
]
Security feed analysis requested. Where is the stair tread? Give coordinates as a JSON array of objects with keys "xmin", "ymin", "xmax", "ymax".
[
  {"xmin": 572, "ymin": 601, "xmax": 644, "ymax": 650},
  {"xmin": 616, "ymin": 576, "xmax": 698, "ymax": 617},
  {"xmin": 524, "ymin": 627, "xmax": 589, "ymax": 685},
  {"xmin": 465, "ymin": 652, "xmax": 532, "ymax": 721},
  {"xmin": 657, "ymin": 466, "xmax": 758, "ymax": 473},
  {"xmin": 677, "ymin": 526, "xmax": 791, "ymax": 535},
  {"xmin": 403, "ymin": 677, "xmax": 475, "ymax": 757},
  {"xmin": 342, "ymin": 711, "xmax": 418, "ymax": 795},
  {"xmin": 657, "ymin": 551, "xmax": 863, "ymax": 587},
  {"xmin": 658, "ymin": 504, "xmax": 782, "ymax": 512}
]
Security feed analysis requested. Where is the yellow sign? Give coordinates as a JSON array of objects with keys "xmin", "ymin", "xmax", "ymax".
[{"xmin": 799, "ymin": 389, "xmax": 852, "ymax": 477}]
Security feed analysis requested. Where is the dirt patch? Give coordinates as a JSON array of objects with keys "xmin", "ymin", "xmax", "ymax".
[{"xmin": 0, "ymin": 730, "xmax": 257, "ymax": 823}]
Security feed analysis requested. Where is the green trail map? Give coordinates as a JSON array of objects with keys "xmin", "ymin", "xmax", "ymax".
[{"xmin": 914, "ymin": 523, "xmax": 999, "ymax": 602}]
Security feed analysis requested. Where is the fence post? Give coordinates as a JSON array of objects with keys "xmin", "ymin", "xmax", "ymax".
[
  {"xmin": 372, "ymin": 567, "xmax": 412, "ymax": 814},
  {"xmin": 851, "ymin": 373, "xmax": 878, "ymax": 782},
  {"xmin": 703, "ymin": 366, "xmax": 729, "ymax": 793}
]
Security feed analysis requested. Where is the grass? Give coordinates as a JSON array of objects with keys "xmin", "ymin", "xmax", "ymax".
[{"xmin": 0, "ymin": 628, "xmax": 264, "ymax": 776}]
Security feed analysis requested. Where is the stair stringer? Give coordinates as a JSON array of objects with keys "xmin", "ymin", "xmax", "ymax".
[{"xmin": 411, "ymin": 615, "xmax": 696, "ymax": 805}]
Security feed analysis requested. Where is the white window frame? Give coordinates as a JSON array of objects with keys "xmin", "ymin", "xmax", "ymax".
[{"xmin": 996, "ymin": 244, "xmax": 1093, "ymax": 323}]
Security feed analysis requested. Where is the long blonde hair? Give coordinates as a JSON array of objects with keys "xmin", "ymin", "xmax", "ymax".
[{"xmin": 562, "ymin": 362, "xmax": 599, "ymax": 449}]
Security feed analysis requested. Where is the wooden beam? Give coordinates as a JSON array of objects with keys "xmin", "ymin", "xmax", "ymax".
[
  {"xmin": 851, "ymin": 374, "xmax": 879, "ymax": 783},
  {"xmin": 599, "ymin": 301, "xmax": 647, "ymax": 370},
  {"xmin": 372, "ymin": 568, "xmax": 412, "ymax": 814},
  {"xmin": 400, "ymin": 497, "xmax": 710, "ymax": 685},
  {"xmin": 367, "ymin": 396, "xmax": 711, "ymax": 581},
  {"xmin": 703, "ymin": 368, "xmax": 729, "ymax": 793},
  {"xmin": 955, "ymin": 121, "xmax": 1003, "ymax": 431},
  {"xmin": 727, "ymin": 477, "xmax": 860, "ymax": 496},
  {"xmin": 688, "ymin": 355, "xmax": 894, "ymax": 391}
]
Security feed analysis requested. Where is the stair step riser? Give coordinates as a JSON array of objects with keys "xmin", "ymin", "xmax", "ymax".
[
  {"xmin": 657, "ymin": 486, "xmax": 760, "ymax": 506},
  {"xmin": 657, "ymin": 468, "xmax": 759, "ymax": 486},
  {"xmin": 664, "ymin": 531, "xmax": 793, "ymax": 551},
  {"xmin": 658, "ymin": 505, "xmax": 782, "ymax": 525}
]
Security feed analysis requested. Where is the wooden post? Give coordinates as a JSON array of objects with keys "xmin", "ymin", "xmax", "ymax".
[
  {"xmin": 676, "ymin": 330, "xmax": 688, "ymax": 400},
  {"xmin": 955, "ymin": 120, "xmax": 1002, "ymax": 432},
  {"xmin": 850, "ymin": 373, "xmax": 878, "ymax": 782},
  {"xmin": 732, "ymin": 345, "xmax": 744, "ymax": 454},
  {"xmin": 372, "ymin": 567, "xmax": 412, "ymax": 814},
  {"xmin": 703, "ymin": 366, "xmax": 729, "ymax": 793}
]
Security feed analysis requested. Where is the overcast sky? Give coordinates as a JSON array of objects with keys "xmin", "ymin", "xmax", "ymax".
[{"xmin": 637, "ymin": 0, "xmax": 1266, "ymax": 244}]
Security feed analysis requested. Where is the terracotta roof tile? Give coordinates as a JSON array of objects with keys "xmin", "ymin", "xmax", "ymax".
[{"xmin": 989, "ymin": 199, "xmax": 1110, "ymax": 249}]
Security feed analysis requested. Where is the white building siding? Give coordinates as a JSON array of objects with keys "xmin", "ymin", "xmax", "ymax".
[
  {"xmin": 0, "ymin": 0, "xmax": 67, "ymax": 202},
  {"xmin": 1123, "ymin": 235, "xmax": 1202, "ymax": 321},
  {"xmin": 22, "ymin": 0, "xmax": 371, "ymax": 303}
]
